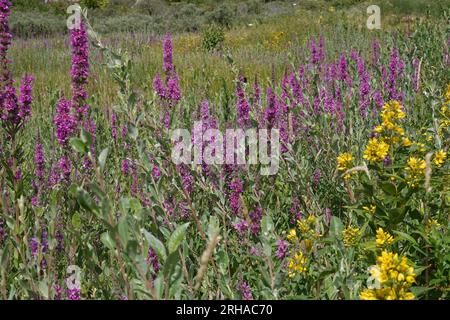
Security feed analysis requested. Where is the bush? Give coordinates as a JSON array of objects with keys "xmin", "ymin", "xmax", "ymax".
[
  {"xmin": 82, "ymin": 0, "xmax": 110, "ymax": 9},
  {"xmin": 206, "ymin": 3, "xmax": 234, "ymax": 27},
  {"xmin": 10, "ymin": 11, "xmax": 66, "ymax": 38},
  {"xmin": 201, "ymin": 24, "xmax": 225, "ymax": 52}
]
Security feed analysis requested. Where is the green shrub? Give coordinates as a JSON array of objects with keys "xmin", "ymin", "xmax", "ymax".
[
  {"xmin": 201, "ymin": 24, "xmax": 225, "ymax": 52},
  {"xmin": 10, "ymin": 11, "xmax": 66, "ymax": 38},
  {"xmin": 206, "ymin": 3, "xmax": 234, "ymax": 27},
  {"xmin": 82, "ymin": 0, "xmax": 110, "ymax": 9}
]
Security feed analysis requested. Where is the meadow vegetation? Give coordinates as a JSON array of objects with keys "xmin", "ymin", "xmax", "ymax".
[{"xmin": 0, "ymin": 0, "xmax": 449, "ymax": 299}]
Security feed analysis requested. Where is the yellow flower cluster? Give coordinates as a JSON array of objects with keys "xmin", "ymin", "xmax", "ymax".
[
  {"xmin": 363, "ymin": 204, "xmax": 376, "ymax": 215},
  {"xmin": 438, "ymin": 84, "xmax": 450, "ymax": 137},
  {"xmin": 426, "ymin": 218, "xmax": 442, "ymax": 230},
  {"xmin": 445, "ymin": 83, "xmax": 450, "ymax": 104},
  {"xmin": 337, "ymin": 152, "xmax": 354, "ymax": 180},
  {"xmin": 288, "ymin": 251, "xmax": 308, "ymax": 278},
  {"xmin": 364, "ymin": 101, "xmax": 410, "ymax": 163},
  {"xmin": 405, "ymin": 157, "xmax": 426, "ymax": 187},
  {"xmin": 287, "ymin": 228, "xmax": 297, "ymax": 242},
  {"xmin": 376, "ymin": 100, "xmax": 407, "ymax": 144},
  {"xmin": 376, "ymin": 228, "xmax": 394, "ymax": 248},
  {"xmin": 297, "ymin": 215, "xmax": 316, "ymax": 234},
  {"xmin": 360, "ymin": 251, "xmax": 416, "ymax": 300},
  {"xmin": 433, "ymin": 150, "xmax": 447, "ymax": 167},
  {"xmin": 342, "ymin": 226, "xmax": 361, "ymax": 247},
  {"xmin": 363, "ymin": 138, "xmax": 390, "ymax": 162}
]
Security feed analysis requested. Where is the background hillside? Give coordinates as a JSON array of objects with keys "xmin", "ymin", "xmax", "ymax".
[{"xmin": 11, "ymin": 0, "xmax": 450, "ymax": 38}]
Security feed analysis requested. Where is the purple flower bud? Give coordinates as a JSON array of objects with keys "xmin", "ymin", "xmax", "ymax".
[
  {"xmin": 29, "ymin": 236, "xmax": 38, "ymax": 257},
  {"xmin": 163, "ymin": 34, "xmax": 173, "ymax": 73},
  {"xmin": 35, "ymin": 143, "xmax": 45, "ymax": 181},
  {"xmin": 53, "ymin": 98, "xmax": 77, "ymax": 147},
  {"xmin": 236, "ymin": 80, "xmax": 250, "ymax": 128},
  {"xmin": 276, "ymin": 239, "xmax": 289, "ymax": 260},
  {"xmin": 152, "ymin": 164, "xmax": 161, "ymax": 180},
  {"xmin": 147, "ymin": 247, "xmax": 161, "ymax": 274},
  {"xmin": 237, "ymin": 281, "xmax": 253, "ymax": 300}
]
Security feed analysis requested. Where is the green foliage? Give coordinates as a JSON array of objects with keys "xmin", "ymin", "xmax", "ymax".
[
  {"xmin": 1, "ymin": 0, "xmax": 449, "ymax": 301},
  {"xmin": 201, "ymin": 25, "xmax": 225, "ymax": 52},
  {"xmin": 82, "ymin": 0, "xmax": 110, "ymax": 9}
]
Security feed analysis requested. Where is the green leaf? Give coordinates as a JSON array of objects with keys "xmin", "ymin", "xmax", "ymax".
[
  {"xmin": 69, "ymin": 138, "xmax": 87, "ymax": 154},
  {"xmin": 98, "ymin": 147, "xmax": 109, "ymax": 171},
  {"xmin": 38, "ymin": 281, "xmax": 49, "ymax": 299},
  {"xmin": 76, "ymin": 187, "xmax": 99, "ymax": 214},
  {"xmin": 128, "ymin": 124, "xmax": 138, "ymax": 140},
  {"xmin": 71, "ymin": 213, "xmax": 82, "ymax": 230},
  {"xmin": 169, "ymin": 271, "xmax": 184, "ymax": 299},
  {"xmin": 153, "ymin": 275, "xmax": 164, "ymax": 299},
  {"xmin": 143, "ymin": 229, "xmax": 167, "ymax": 262},
  {"xmin": 168, "ymin": 223, "xmax": 190, "ymax": 254},
  {"xmin": 380, "ymin": 182, "xmax": 397, "ymax": 196},
  {"xmin": 207, "ymin": 216, "xmax": 220, "ymax": 241},
  {"xmin": 81, "ymin": 128, "xmax": 93, "ymax": 146},
  {"xmin": 163, "ymin": 251, "xmax": 179, "ymax": 278},
  {"xmin": 261, "ymin": 215, "xmax": 274, "ymax": 236},
  {"xmin": 100, "ymin": 232, "xmax": 116, "ymax": 250},
  {"xmin": 393, "ymin": 230, "xmax": 418, "ymax": 245},
  {"xmin": 330, "ymin": 216, "xmax": 344, "ymax": 237},
  {"xmin": 118, "ymin": 217, "xmax": 129, "ymax": 247}
]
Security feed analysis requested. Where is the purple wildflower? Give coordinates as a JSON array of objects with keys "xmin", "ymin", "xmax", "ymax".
[
  {"xmin": 371, "ymin": 40, "xmax": 381, "ymax": 67},
  {"xmin": 263, "ymin": 87, "xmax": 279, "ymax": 129},
  {"xmin": 312, "ymin": 169, "xmax": 321, "ymax": 185},
  {"xmin": 412, "ymin": 58, "xmax": 420, "ymax": 92},
  {"xmin": 152, "ymin": 73, "xmax": 166, "ymax": 100},
  {"xmin": 357, "ymin": 57, "xmax": 371, "ymax": 118},
  {"xmin": 147, "ymin": 247, "xmax": 161, "ymax": 274},
  {"xmin": 200, "ymin": 99, "xmax": 210, "ymax": 122},
  {"xmin": 387, "ymin": 48, "xmax": 400, "ymax": 101},
  {"xmin": 121, "ymin": 159, "xmax": 129, "ymax": 175},
  {"xmin": 31, "ymin": 196, "xmax": 39, "ymax": 207},
  {"xmin": 41, "ymin": 229, "xmax": 48, "ymax": 254},
  {"xmin": 55, "ymin": 227, "xmax": 64, "ymax": 253},
  {"xmin": 70, "ymin": 21, "xmax": 90, "ymax": 117},
  {"xmin": 0, "ymin": 0, "xmax": 12, "ymax": 85},
  {"xmin": 236, "ymin": 80, "xmax": 250, "ymax": 127},
  {"xmin": 167, "ymin": 73, "xmax": 181, "ymax": 102},
  {"xmin": 59, "ymin": 156, "xmax": 71, "ymax": 180},
  {"xmin": 152, "ymin": 164, "xmax": 161, "ymax": 180},
  {"xmin": 111, "ymin": 112, "xmax": 117, "ymax": 142},
  {"xmin": 0, "ymin": 219, "xmax": 5, "ymax": 244},
  {"xmin": 29, "ymin": 236, "xmax": 38, "ymax": 257},
  {"xmin": 18, "ymin": 75, "xmax": 34, "ymax": 120},
  {"xmin": 54, "ymin": 284, "xmax": 62, "ymax": 300},
  {"xmin": 54, "ymin": 98, "xmax": 77, "ymax": 147},
  {"xmin": 229, "ymin": 178, "xmax": 243, "ymax": 215},
  {"xmin": 373, "ymin": 91, "xmax": 384, "ymax": 109},
  {"xmin": 276, "ymin": 239, "xmax": 288, "ymax": 260},
  {"xmin": 14, "ymin": 169, "xmax": 21, "ymax": 181},
  {"xmin": 249, "ymin": 207, "xmax": 263, "ymax": 235},
  {"xmin": 176, "ymin": 164, "xmax": 193, "ymax": 193},
  {"xmin": 237, "ymin": 281, "xmax": 253, "ymax": 300},
  {"xmin": 35, "ymin": 143, "xmax": 45, "ymax": 180},
  {"xmin": 67, "ymin": 287, "xmax": 81, "ymax": 300},
  {"xmin": 163, "ymin": 34, "xmax": 173, "ymax": 73},
  {"xmin": 234, "ymin": 219, "xmax": 249, "ymax": 235},
  {"xmin": 310, "ymin": 38, "xmax": 320, "ymax": 65}
]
